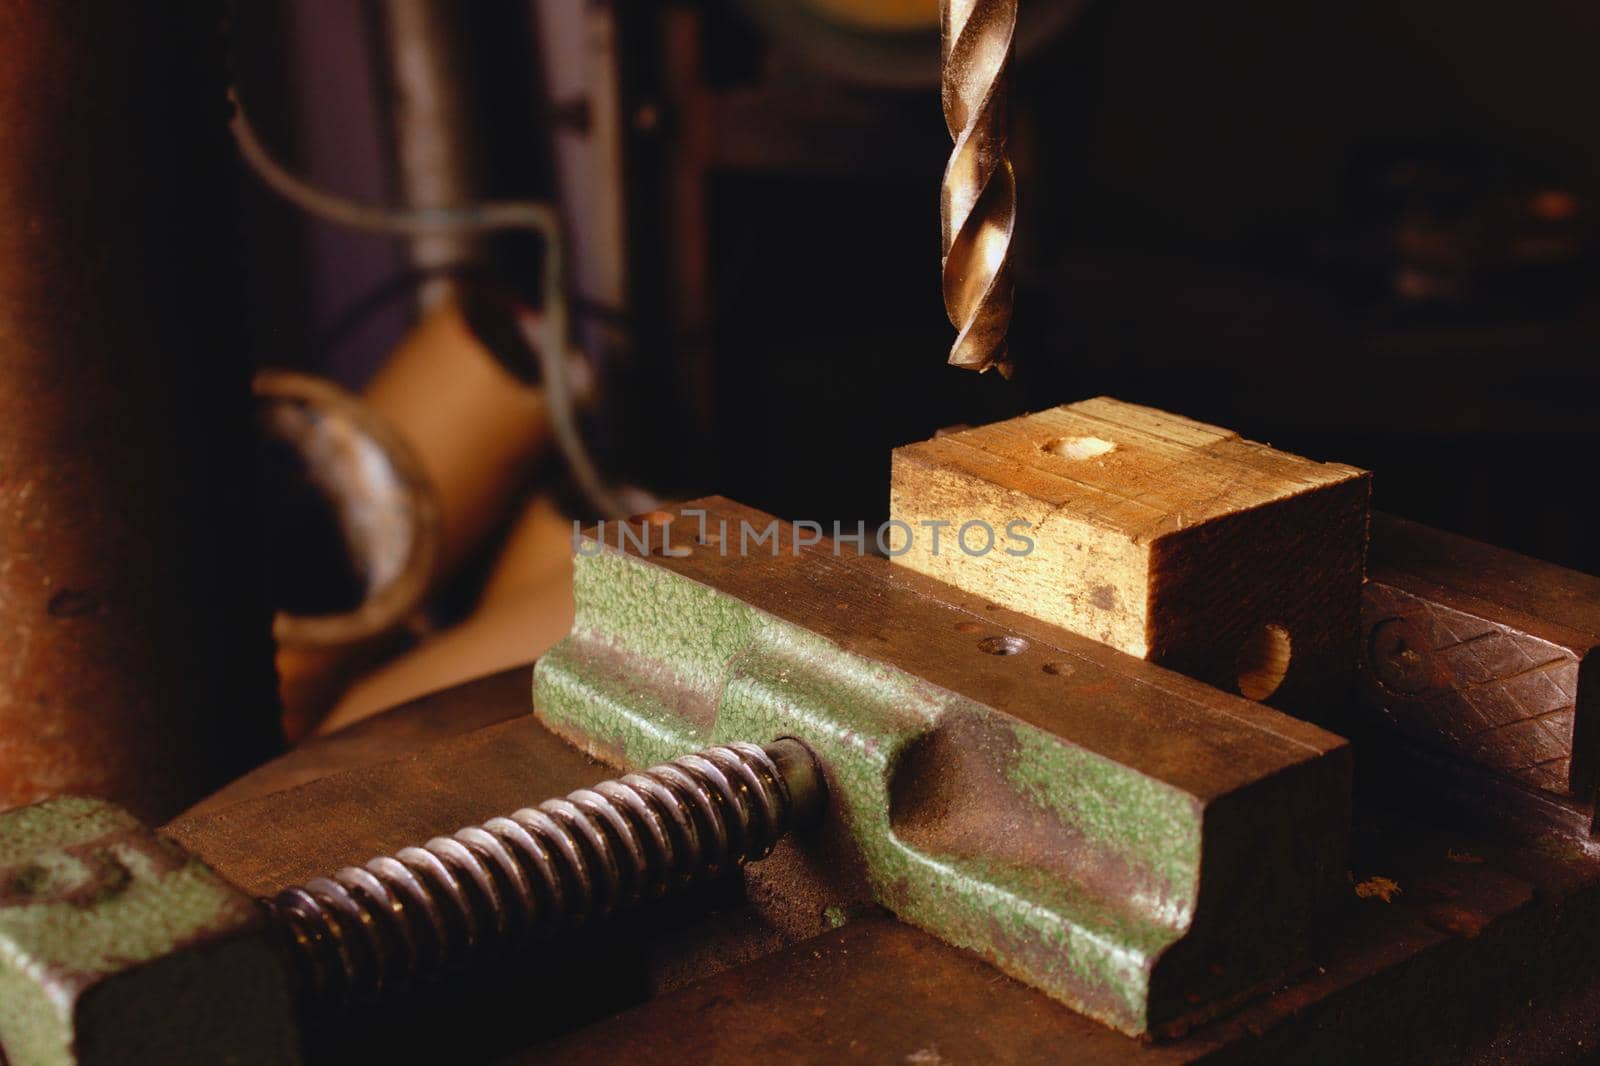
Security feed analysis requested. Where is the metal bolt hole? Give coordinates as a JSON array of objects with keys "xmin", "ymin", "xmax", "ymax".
[{"xmin": 978, "ymin": 635, "xmax": 1030, "ymax": 656}]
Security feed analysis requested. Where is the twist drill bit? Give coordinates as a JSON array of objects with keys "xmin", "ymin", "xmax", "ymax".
[{"xmin": 941, "ymin": 0, "xmax": 1017, "ymax": 377}]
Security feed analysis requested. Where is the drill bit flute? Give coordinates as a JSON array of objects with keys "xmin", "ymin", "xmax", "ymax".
[{"xmin": 941, "ymin": 0, "xmax": 1017, "ymax": 377}]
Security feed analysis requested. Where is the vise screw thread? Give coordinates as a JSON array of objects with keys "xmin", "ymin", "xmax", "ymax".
[{"xmin": 265, "ymin": 739, "xmax": 822, "ymax": 1008}]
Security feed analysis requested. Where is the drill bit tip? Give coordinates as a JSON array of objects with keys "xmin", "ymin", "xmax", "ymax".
[{"xmin": 941, "ymin": 0, "xmax": 1017, "ymax": 376}]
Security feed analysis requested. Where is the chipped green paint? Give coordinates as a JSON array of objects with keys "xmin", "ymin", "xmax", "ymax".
[
  {"xmin": 534, "ymin": 545, "xmax": 1219, "ymax": 1035},
  {"xmin": 0, "ymin": 796, "xmax": 300, "ymax": 1065},
  {"xmin": 1006, "ymin": 723, "xmax": 1203, "ymax": 915},
  {"xmin": 572, "ymin": 547, "xmax": 760, "ymax": 700}
]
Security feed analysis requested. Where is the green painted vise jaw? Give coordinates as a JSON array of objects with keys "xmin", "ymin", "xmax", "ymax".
[
  {"xmin": 534, "ymin": 498, "xmax": 1352, "ymax": 1038},
  {"xmin": 0, "ymin": 796, "xmax": 300, "ymax": 1065}
]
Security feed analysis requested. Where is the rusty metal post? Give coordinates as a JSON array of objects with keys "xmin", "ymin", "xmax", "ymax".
[
  {"xmin": 0, "ymin": 3, "xmax": 281, "ymax": 821},
  {"xmin": 370, "ymin": 0, "xmax": 487, "ymax": 309}
]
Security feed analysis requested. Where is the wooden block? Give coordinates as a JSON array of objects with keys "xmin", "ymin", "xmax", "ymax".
[
  {"xmin": 1362, "ymin": 514, "xmax": 1600, "ymax": 800},
  {"xmin": 890, "ymin": 397, "xmax": 1371, "ymax": 709}
]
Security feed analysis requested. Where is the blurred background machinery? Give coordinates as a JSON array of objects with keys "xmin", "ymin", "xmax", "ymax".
[
  {"xmin": 8, "ymin": 0, "xmax": 1599, "ymax": 781},
  {"xmin": 216, "ymin": 0, "xmax": 1600, "ymax": 740},
  {"xmin": 232, "ymin": 0, "xmax": 1600, "ymax": 555}
]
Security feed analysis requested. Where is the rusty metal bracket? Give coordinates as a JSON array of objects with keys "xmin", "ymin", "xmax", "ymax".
[{"xmin": 1362, "ymin": 514, "xmax": 1600, "ymax": 808}]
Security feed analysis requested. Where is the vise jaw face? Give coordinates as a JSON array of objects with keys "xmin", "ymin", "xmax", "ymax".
[
  {"xmin": 0, "ymin": 796, "xmax": 299, "ymax": 1066},
  {"xmin": 534, "ymin": 498, "xmax": 1351, "ymax": 1038}
]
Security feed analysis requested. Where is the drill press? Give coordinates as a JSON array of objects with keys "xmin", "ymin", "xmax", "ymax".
[{"xmin": 7, "ymin": 5, "xmax": 1600, "ymax": 1064}]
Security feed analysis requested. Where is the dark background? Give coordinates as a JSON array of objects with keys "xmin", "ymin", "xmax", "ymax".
[{"xmin": 233, "ymin": 0, "xmax": 1600, "ymax": 574}]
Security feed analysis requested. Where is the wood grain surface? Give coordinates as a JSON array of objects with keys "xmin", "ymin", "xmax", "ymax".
[{"xmin": 891, "ymin": 397, "xmax": 1370, "ymax": 716}]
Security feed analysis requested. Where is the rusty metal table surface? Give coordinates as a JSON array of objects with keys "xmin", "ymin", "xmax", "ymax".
[{"xmin": 182, "ymin": 668, "xmax": 535, "ymax": 819}]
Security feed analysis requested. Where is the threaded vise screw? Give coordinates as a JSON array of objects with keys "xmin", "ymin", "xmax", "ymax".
[{"xmin": 265, "ymin": 739, "xmax": 824, "ymax": 1008}]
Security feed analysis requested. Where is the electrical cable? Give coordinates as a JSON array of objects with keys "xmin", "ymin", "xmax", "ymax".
[{"xmin": 229, "ymin": 89, "xmax": 630, "ymax": 518}]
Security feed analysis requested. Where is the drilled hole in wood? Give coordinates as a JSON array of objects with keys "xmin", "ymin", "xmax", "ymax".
[
  {"xmin": 1041, "ymin": 435, "xmax": 1115, "ymax": 460},
  {"xmin": 978, "ymin": 635, "xmax": 1030, "ymax": 656},
  {"xmin": 1236, "ymin": 624, "xmax": 1292, "ymax": 700}
]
